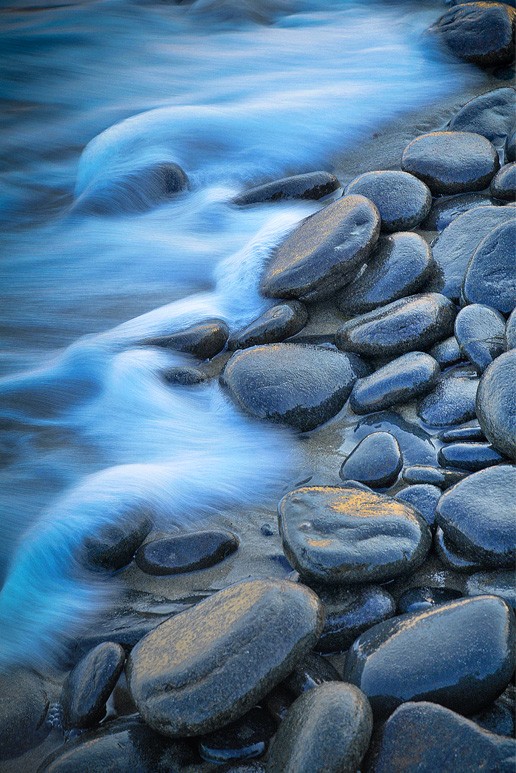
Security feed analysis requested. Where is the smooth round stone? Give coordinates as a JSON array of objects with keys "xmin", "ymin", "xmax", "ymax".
[
  {"xmin": 463, "ymin": 221, "xmax": 516, "ymax": 313},
  {"xmin": 397, "ymin": 585, "xmax": 463, "ymax": 614},
  {"xmin": 198, "ymin": 707, "xmax": 276, "ymax": 765},
  {"xmin": 142, "ymin": 318, "xmax": 229, "ymax": 360},
  {"xmin": 83, "ymin": 510, "xmax": 152, "ymax": 571},
  {"xmin": 394, "ymin": 484, "xmax": 441, "ymax": 528},
  {"xmin": 260, "ymin": 195, "xmax": 380, "ymax": 302},
  {"xmin": 434, "ymin": 527, "xmax": 485, "ymax": 572},
  {"xmin": 466, "ymin": 570, "xmax": 516, "ymax": 609},
  {"xmin": 163, "ymin": 365, "xmax": 208, "ymax": 386},
  {"xmin": 336, "ymin": 294, "xmax": 456, "ymax": 359},
  {"xmin": 336, "ymin": 233, "xmax": 433, "ymax": 315},
  {"xmin": 401, "ymin": 465, "xmax": 466, "ymax": 489},
  {"xmin": 506, "ymin": 308, "xmax": 516, "ymax": 348},
  {"xmin": 436, "ymin": 465, "xmax": 516, "ymax": 568},
  {"xmin": 449, "ymin": 87, "xmax": 516, "ymax": 146},
  {"xmin": 401, "ymin": 131, "xmax": 499, "ymax": 195},
  {"xmin": 339, "ymin": 432, "xmax": 402, "ymax": 489},
  {"xmin": 278, "ymin": 486, "xmax": 431, "ymax": 586},
  {"xmin": 438, "ymin": 441, "xmax": 505, "ymax": 471},
  {"xmin": 0, "ymin": 668, "xmax": 50, "ymax": 761},
  {"xmin": 61, "ymin": 643, "xmax": 125, "ymax": 729},
  {"xmin": 429, "ymin": 336, "xmax": 463, "ymax": 368},
  {"xmin": 126, "ymin": 579, "xmax": 323, "ymax": 737},
  {"xmin": 232, "ymin": 171, "xmax": 340, "ymax": 205},
  {"xmin": 431, "ymin": 205, "xmax": 514, "ymax": 300},
  {"xmin": 476, "ymin": 349, "xmax": 516, "ymax": 459},
  {"xmin": 454, "ymin": 304, "xmax": 506, "ymax": 374},
  {"xmin": 430, "ymin": 3, "xmax": 516, "ymax": 67},
  {"xmin": 343, "ymin": 595, "xmax": 515, "ymax": 719},
  {"xmin": 282, "ymin": 652, "xmax": 341, "ymax": 696},
  {"xmin": 221, "ymin": 344, "xmax": 362, "ymax": 432},
  {"xmin": 314, "ymin": 584, "xmax": 396, "ymax": 653},
  {"xmin": 417, "ymin": 366, "xmax": 479, "ymax": 426},
  {"xmin": 344, "ymin": 170, "xmax": 431, "ymax": 232},
  {"xmin": 266, "ymin": 683, "xmax": 373, "ymax": 773},
  {"xmin": 421, "ymin": 192, "xmax": 494, "ymax": 231},
  {"xmin": 228, "ymin": 302, "xmax": 308, "ymax": 350},
  {"xmin": 439, "ymin": 424, "xmax": 484, "ymax": 442},
  {"xmin": 370, "ymin": 701, "xmax": 516, "ymax": 773},
  {"xmin": 491, "ymin": 162, "xmax": 516, "ymax": 201},
  {"xmin": 135, "ymin": 530, "xmax": 238, "ymax": 576},
  {"xmin": 350, "ymin": 352, "xmax": 440, "ymax": 415}
]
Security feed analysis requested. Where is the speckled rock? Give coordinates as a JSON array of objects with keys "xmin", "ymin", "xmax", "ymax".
[
  {"xmin": 476, "ymin": 349, "xmax": 516, "ymax": 459},
  {"xmin": 344, "ymin": 170, "xmax": 431, "ymax": 232},
  {"xmin": 336, "ymin": 233, "xmax": 434, "ymax": 315},
  {"xmin": 421, "ymin": 192, "xmax": 493, "ymax": 231},
  {"xmin": 260, "ymin": 195, "xmax": 380, "ymax": 301},
  {"xmin": 449, "ymin": 87, "xmax": 516, "ymax": 147},
  {"xmin": 61, "ymin": 643, "xmax": 125, "ymax": 729},
  {"xmin": 397, "ymin": 586, "xmax": 462, "ymax": 614},
  {"xmin": 343, "ymin": 596, "xmax": 515, "ymax": 719},
  {"xmin": 266, "ymin": 683, "xmax": 373, "ymax": 773},
  {"xmin": 135, "ymin": 530, "xmax": 239, "ymax": 575},
  {"xmin": 336, "ymin": 294, "xmax": 456, "ymax": 359},
  {"xmin": 491, "ymin": 162, "xmax": 516, "ymax": 200},
  {"xmin": 278, "ymin": 486, "xmax": 431, "ymax": 586},
  {"xmin": 198, "ymin": 707, "xmax": 276, "ymax": 765},
  {"xmin": 394, "ymin": 484, "xmax": 441, "ymax": 528},
  {"xmin": 462, "ymin": 221, "xmax": 516, "ymax": 313},
  {"xmin": 228, "ymin": 302, "xmax": 308, "ymax": 350},
  {"xmin": 429, "ymin": 336, "xmax": 463, "ymax": 368},
  {"xmin": 401, "ymin": 131, "xmax": 499, "ymax": 195},
  {"xmin": 83, "ymin": 510, "xmax": 152, "ymax": 571},
  {"xmin": 401, "ymin": 465, "xmax": 466, "ymax": 488},
  {"xmin": 0, "ymin": 668, "xmax": 49, "ymax": 761},
  {"xmin": 233, "ymin": 171, "xmax": 340, "ymax": 206},
  {"xmin": 454, "ymin": 303, "xmax": 506, "ymax": 374},
  {"xmin": 436, "ymin": 465, "xmax": 516, "ymax": 568},
  {"xmin": 506, "ymin": 308, "xmax": 516, "ymax": 348},
  {"xmin": 142, "ymin": 319, "xmax": 229, "ymax": 360},
  {"xmin": 438, "ymin": 441, "xmax": 505, "ymax": 471},
  {"xmin": 417, "ymin": 366, "xmax": 479, "ymax": 426},
  {"xmin": 430, "ymin": 3, "xmax": 516, "ymax": 67},
  {"xmin": 466, "ymin": 570, "xmax": 516, "ymax": 609},
  {"xmin": 221, "ymin": 343, "xmax": 362, "ymax": 432},
  {"xmin": 369, "ymin": 701, "xmax": 516, "ymax": 773},
  {"xmin": 127, "ymin": 579, "xmax": 323, "ymax": 737},
  {"xmin": 339, "ymin": 432, "xmax": 402, "ymax": 488},
  {"xmin": 282, "ymin": 652, "xmax": 341, "ymax": 696}
]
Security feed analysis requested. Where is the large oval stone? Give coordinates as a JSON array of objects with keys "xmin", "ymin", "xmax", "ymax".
[
  {"xmin": 127, "ymin": 579, "xmax": 323, "ymax": 737},
  {"xmin": 339, "ymin": 432, "xmax": 402, "ymax": 489},
  {"xmin": 233, "ymin": 171, "xmax": 340, "ymax": 205},
  {"xmin": 221, "ymin": 343, "xmax": 361, "ymax": 432},
  {"xmin": 454, "ymin": 303, "xmax": 506, "ymax": 374},
  {"xmin": 343, "ymin": 595, "xmax": 515, "ymax": 719},
  {"xmin": 417, "ymin": 366, "xmax": 479, "ymax": 426},
  {"xmin": 0, "ymin": 668, "xmax": 50, "ymax": 761},
  {"xmin": 491, "ymin": 162, "xmax": 516, "ymax": 201},
  {"xmin": 449, "ymin": 87, "xmax": 516, "ymax": 147},
  {"xmin": 430, "ymin": 3, "xmax": 516, "ymax": 67},
  {"xmin": 260, "ymin": 195, "xmax": 380, "ymax": 302},
  {"xmin": 142, "ymin": 318, "xmax": 229, "ymax": 360},
  {"xmin": 421, "ymin": 192, "xmax": 493, "ymax": 232},
  {"xmin": 344, "ymin": 170, "xmax": 431, "ymax": 232},
  {"xmin": 278, "ymin": 486, "xmax": 431, "ymax": 585},
  {"xmin": 135, "ymin": 530, "xmax": 239, "ymax": 575},
  {"xmin": 228, "ymin": 301, "xmax": 308, "ymax": 350},
  {"xmin": 476, "ymin": 349, "xmax": 516, "ymax": 459},
  {"xmin": 462, "ymin": 221, "xmax": 516, "ymax": 313}
]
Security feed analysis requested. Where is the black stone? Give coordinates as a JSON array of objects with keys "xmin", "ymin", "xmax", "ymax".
[
  {"xmin": 198, "ymin": 707, "xmax": 276, "ymax": 765},
  {"xmin": 417, "ymin": 365, "xmax": 479, "ymax": 426},
  {"xmin": 421, "ymin": 193, "xmax": 494, "ymax": 231},
  {"xmin": 429, "ymin": 336, "xmax": 463, "ymax": 368},
  {"xmin": 438, "ymin": 441, "xmax": 505, "ymax": 471},
  {"xmin": 0, "ymin": 668, "xmax": 49, "ymax": 761},
  {"xmin": 282, "ymin": 652, "xmax": 341, "ymax": 696},
  {"xmin": 344, "ymin": 170, "xmax": 431, "ymax": 232},
  {"xmin": 506, "ymin": 128, "xmax": 516, "ymax": 161},
  {"xmin": 394, "ymin": 484, "xmax": 441, "ymax": 528},
  {"xmin": 142, "ymin": 318, "xmax": 229, "ymax": 360},
  {"xmin": 471, "ymin": 688, "xmax": 516, "ymax": 738},
  {"xmin": 232, "ymin": 171, "xmax": 340, "ymax": 205},
  {"xmin": 454, "ymin": 303, "xmax": 506, "ymax": 374},
  {"xmin": 476, "ymin": 349, "xmax": 516, "ymax": 459},
  {"xmin": 401, "ymin": 465, "xmax": 466, "ymax": 488},
  {"xmin": 466, "ymin": 569, "xmax": 516, "ymax": 609},
  {"xmin": 491, "ymin": 162, "xmax": 516, "ymax": 200},
  {"xmin": 339, "ymin": 431, "xmax": 402, "ymax": 488},
  {"xmin": 463, "ymin": 221, "xmax": 516, "ymax": 313},
  {"xmin": 434, "ymin": 526, "xmax": 485, "ymax": 572},
  {"xmin": 82, "ymin": 510, "xmax": 152, "ymax": 571},
  {"xmin": 228, "ymin": 301, "xmax": 308, "ymax": 350},
  {"xmin": 449, "ymin": 87, "xmax": 516, "ymax": 147},
  {"xmin": 439, "ymin": 423, "xmax": 485, "ymax": 442},
  {"xmin": 135, "ymin": 530, "xmax": 238, "ymax": 575},
  {"xmin": 397, "ymin": 585, "xmax": 463, "ymax": 614},
  {"xmin": 345, "ymin": 411, "xmax": 439, "ymax": 468}
]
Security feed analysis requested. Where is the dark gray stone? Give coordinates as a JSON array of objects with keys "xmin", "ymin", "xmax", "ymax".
[
  {"xmin": 476, "ymin": 349, "xmax": 516, "ymax": 459},
  {"xmin": 260, "ymin": 195, "xmax": 380, "ymax": 302},
  {"xmin": 491, "ymin": 162, "xmax": 516, "ymax": 200},
  {"xmin": 198, "ymin": 707, "xmax": 276, "ymax": 765},
  {"xmin": 278, "ymin": 486, "xmax": 431, "ymax": 586},
  {"xmin": 282, "ymin": 652, "xmax": 341, "ymax": 696},
  {"xmin": 449, "ymin": 87, "xmax": 516, "ymax": 147},
  {"xmin": 163, "ymin": 365, "xmax": 208, "ymax": 385},
  {"xmin": 61, "ymin": 643, "xmax": 125, "ymax": 729},
  {"xmin": 127, "ymin": 579, "xmax": 323, "ymax": 737},
  {"xmin": 142, "ymin": 318, "xmax": 229, "ymax": 360},
  {"xmin": 394, "ymin": 484, "xmax": 441, "ymax": 528},
  {"xmin": 0, "ymin": 668, "xmax": 49, "ymax": 761},
  {"xmin": 343, "ymin": 596, "xmax": 515, "ymax": 719},
  {"xmin": 397, "ymin": 585, "xmax": 462, "ymax": 614},
  {"xmin": 439, "ymin": 423, "xmax": 484, "ymax": 442},
  {"xmin": 434, "ymin": 526, "xmax": 484, "ymax": 572},
  {"xmin": 507, "ymin": 129, "xmax": 516, "ymax": 161},
  {"xmin": 336, "ymin": 233, "xmax": 433, "ymax": 315},
  {"xmin": 463, "ymin": 221, "xmax": 516, "ymax": 313},
  {"xmin": 455, "ymin": 303, "xmax": 506, "ymax": 373},
  {"xmin": 430, "ymin": 4, "xmax": 516, "ymax": 68},
  {"xmin": 135, "ymin": 530, "xmax": 238, "ymax": 575},
  {"xmin": 417, "ymin": 366, "xmax": 479, "ymax": 426},
  {"xmin": 401, "ymin": 465, "xmax": 466, "ymax": 488},
  {"xmin": 344, "ymin": 411, "xmax": 439, "ymax": 468},
  {"xmin": 429, "ymin": 336, "xmax": 463, "ymax": 367},
  {"xmin": 438, "ymin": 441, "xmax": 506, "ymax": 471},
  {"xmin": 471, "ymin": 689, "xmax": 516, "ymax": 738},
  {"xmin": 344, "ymin": 170, "xmax": 432, "ymax": 232},
  {"xmin": 506, "ymin": 308, "xmax": 516, "ymax": 348},
  {"xmin": 401, "ymin": 131, "xmax": 499, "ymax": 195},
  {"xmin": 466, "ymin": 569, "xmax": 516, "ymax": 609},
  {"xmin": 421, "ymin": 193, "xmax": 494, "ymax": 231},
  {"xmin": 228, "ymin": 302, "xmax": 308, "ymax": 350},
  {"xmin": 221, "ymin": 343, "xmax": 361, "ymax": 432},
  {"xmin": 233, "ymin": 171, "xmax": 340, "ymax": 205},
  {"xmin": 336, "ymin": 294, "xmax": 456, "ymax": 359},
  {"xmin": 266, "ymin": 683, "xmax": 373, "ymax": 773},
  {"xmin": 83, "ymin": 510, "xmax": 152, "ymax": 571},
  {"xmin": 339, "ymin": 432, "xmax": 402, "ymax": 488}
]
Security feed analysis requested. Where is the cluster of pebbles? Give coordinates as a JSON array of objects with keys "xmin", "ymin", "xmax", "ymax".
[{"xmin": 2, "ymin": 3, "xmax": 516, "ymax": 772}]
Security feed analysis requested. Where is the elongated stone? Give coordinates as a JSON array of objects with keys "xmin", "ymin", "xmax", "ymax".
[
  {"xmin": 462, "ymin": 221, "xmax": 516, "ymax": 313},
  {"xmin": 233, "ymin": 171, "xmax": 340, "ymax": 205},
  {"xmin": 228, "ymin": 301, "xmax": 308, "ymax": 350},
  {"xmin": 61, "ymin": 643, "xmax": 125, "ymax": 729},
  {"xmin": 454, "ymin": 303, "xmax": 506, "ymax": 374},
  {"xmin": 476, "ymin": 349, "xmax": 516, "ymax": 459},
  {"xmin": 142, "ymin": 319, "xmax": 229, "ymax": 360}
]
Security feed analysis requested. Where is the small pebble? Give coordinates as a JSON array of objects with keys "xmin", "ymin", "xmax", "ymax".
[{"xmin": 339, "ymin": 432, "xmax": 402, "ymax": 489}]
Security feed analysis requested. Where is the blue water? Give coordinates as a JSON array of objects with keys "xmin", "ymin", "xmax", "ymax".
[{"xmin": 0, "ymin": 0, "xmax": 477, "ymax": 669}]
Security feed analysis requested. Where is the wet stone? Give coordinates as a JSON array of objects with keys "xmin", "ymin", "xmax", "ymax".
[
  {"xmin": 394, "ymin": 484, "xmax": 441, "ymax": 528},
  {"xmin": 335, "ymin": 293, "xmax": 456, "ymax": 359},
  {"xmin": 339, "ymin": 432, "xmax": 402, "ymax": 489},
  {"xmin": 336, "ymin": 232, "xmax": 433, "ymax": 315},
  {"xmin": 439, "ymin": 423, "xmax": 484, "ymax": 442},
  {"xmin": 267, "ymin": 683, "xmax": 373, "ymax": 773},
  {"xmin": 471, "ymin": 690, "xmax": 516, "ymax": 738},
  {"xmin": 142, "ymin": 318, "xmax": 229, "ymax": 360},
  {"xmin": 278, "ymin": 486, "xmax": 431, "ymax": 586},
  {"xmin": 370, "ymin": 701, "xmax": 516, "ymax": 773},
  {"xmin": 344, "ymin": 170, "xmax": 431, "ymax": 232},
  {"xmin": 228, "ymin": 301, "xmax": 308, "ymax": 350},
  {"xmin": 463, "ymin": 221, "xmax": 516, "ymax": 313},
  {"xmin": 476, "ymin": 349, "xmax": 516, "ymax": 459},
  {"xmin": 198, "ymin": 707, "xmax": 276, "ymax": 765},
  {"xmin": 344, "ymin": 411, "xmax": 439, "ymax": 468},
  {"xmin": 434, "ymin": 527, "xmax": 485, "ymax": 572},
  {"xmin": 449, "ymin": 87, "xmax": 516, "ymax": 147},
  {"xmin": 126, "ymin": 579, "xmax": 323, "ymax": 737},
  {"xmin": 282, "ymin": 652, "xmax": 341, "ymax": 696},
  {"xmin": 428, "ymin": 336, "xmax": 463, "ymax": 368},
  {"xmin": 221, "ymin": 343, "xmax": 362, "ymax": 432},
  {"xmin": 506, "ymin": 308, "xmax": 516, "ymax": 348},
  {"xmin": 466, "ymin": 570, "xmax": 516, "ymax": 610},
  {"xmin": 232, "ymin": 171, "xmax": 340, "ymax": 205},
  {"xmin": 135, "ymin": 529, "xmax": 239, "ymax": 575},
  {"xmin": 260, "ymin": 194, "xmax": 380, "ymax": 302},
  {"xmin": 401, "ymin": 131, "xmax": 499, "ymax": 195},
  {"xmin": 421, "ymin": 192, "xmax": 494, "ymax": 231},
  {"xmin": 163, "ymin": 365, "xmax": 208, "ymax": 386},
  {"xmin": 436, "ymin": 464, "xmax": 516, "ymax": 568},
  {"xmin": 0, "ymin": 668, "xmax": 50, "ymax": 761},
  {"xmin": 61, "ymin": 642, "xmax": 125, "ymax": 729},
  {"xmin": 490, "ymin": 162, "xmax": 516, "ymax": 200},
  {"xmin": 401, "ymin": 465, "xmax": 466, "ymax": 489},
  {"xmin": 417, "ymin": 366, "xmax": 479, "ymax": 426},
  {"xmin": 396, "ymin": 585, "xmax": 462, "ymax": 614},
  {"xmin": 83, "ymin": 510, "xmax": 152, "ymax": 571},
  {"xmin": 507, "ymin": 128, "xmax": 516, "ymax": 162},
  {"xmin": 343, "ymin": 596, "xmax": 515, "ymax": 719},
  {"xmin": 454, "ymin": 303, "xmax": 506, "ymax": 374},
  {"xmin": 438, "ymin": 441, "xmax": 505, "ymax": 471},
  {"xmin": 350, "ymin": 352, "xmax": 440, "ymax": 415}
]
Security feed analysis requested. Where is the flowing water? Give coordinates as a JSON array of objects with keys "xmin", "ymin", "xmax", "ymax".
[{"xmin": 0, "ymin": 0, "xmax": 479, "ymax": 669}]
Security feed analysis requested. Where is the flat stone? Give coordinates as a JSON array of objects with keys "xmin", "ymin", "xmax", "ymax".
[
  {"xmin": 267, "ymin": 683, "xmax": 373, "ymax": 773},
  {"xmin": 61, "ymin": 643, "xmax": 125, "ymax": 729},
  {"xmin": 463, "ymin": 221, "xmax": 516, "ymax": 313},
  {"xmin": 439, "ymin": 424, "xmax": 484, "ymax": 442},
  {"xmin": 228, "ymin": 302, "xmax": 308, "ymax": 350},
  {"xmin": 455, "ymin": 303, "xmax": 506, "ymax": 374},
  {"xmin": 429, "ymin": 336, "xmax": 463, "ymax": 368},
  {"xmin": 221, "ymin": 344, "xmax": 362, "ymax": 432},
  {"xmin": 343, "ymin": 596, "xmax": 515, "ymax": 719},
  {"xmin": 436, "ymin": 465, "xmax": 516, "ymax": 568},
  {"xmin": 82, "ymin": 510, "xmax": 152, "ymax": 571},
  {"xmin": 476, "ymin": 349, "xmax": 516, "ymax": 459},
  {"xmin": 344, "ymin": 170, "xmax": 431, "ymax": 232},
  {"xmin": 438, "ymin": 441, "xmax": 506, "ymax": 471},
  {"xmin": 401, "ymin": 131, "xmax": 499, "ymax": 195},
  {"xmin": 232, "ymin": 171, "xmax": 340, "ymax": 205},
  {"xmin": 430, "ymin": 4, "xmax": 516, "ymax": 68},
  {"xmin": 434, "ymin": 526, "xmax": 485, "ymax": 572},
  {"xmin": 401, "ymin": 465, "xmax": 466, "ymax": 488},
  {"xmin": 0, "ymin": 668, "xmax": 49, "ymax": 761},
  {"xmin": 278, "ymin": 486, "xmax": 431, "ymax": 586},
  {"xmin": 449, "ymin": 87, "xmax": 516, "ymax": 147},
  {"xmin": 336, "ymin": 233, "xmax": 433, "ymax": 315},
  {"xmin": 336, "ymin": 294, "xmax": 456, "ymax": 359},
  {"xmin": 491, "ymin": 162, "xmax": 516, "ymax": 200},
  {"xmin": 350, "ymin": 352, "xmax": 440, "ymax": 415},
  {"xmin": 127, "ymin": 579, "xmax": 323, "ymax": 736},
  {"xmin": 339, "ymin": 432, "xmax": 402, "ymax": 488},
  {"xmin": 394, "ymin": 484, "xmax": 441, "ymax": 528},
  {"xmin": 417, "ymin": 366, "xmax": 479, "ymax": 426},
  {"xmin": 397, "ymin": 586, "xmax": 462, "ymax": 614},
  {"xmin": 135, "ymin": 530, "xmax": 239, "ymax": 575},
  {"xmin": 260, "ymin": 195, "xmax": 380, "ymax": 302},
  {"xmin": 282, "ymin": 652, "xmax": 341, "ymax": 696},
  {"xmin": 198, "ymin": 707, "xmax": 276, "ymax": 765},
  {"xmin": 506, "ymin": 308, "xmax": 516, "ymax": 348},
  {"xmin": 142, "ymin": 318, "xmax": 229, "ymax": 360},
  {"xmin": 466, "ymin": 569, "xmax": 516, "ymax": 609},
  {"xmin": 370, "ymin": 701, "xmax": 516, "ymax": 773},
  {"xmin": 421, "ymin": 192, "xmax": 493, "ymax": 231}
]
